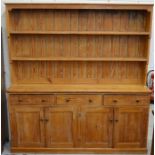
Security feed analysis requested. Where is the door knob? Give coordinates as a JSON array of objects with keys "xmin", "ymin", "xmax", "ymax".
[{"xmin": 109, "ymin": 119, "xmax": 113, "ymax": 122}]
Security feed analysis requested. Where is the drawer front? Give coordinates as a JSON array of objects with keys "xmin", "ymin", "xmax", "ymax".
[
  {"xmin": 10, "ymin": 95, "xmax": 32, "ymax": 104},
  {"xmin": 56, "ymin": 95, "xmax": 102, "ymax": 106},
  {"xmin": 104, "ymin": 95, "xmax": 150, "ymax": 106},
  {"xmin": 9, "ymin": 95, "xmax": 55, "ymax": 105},
  {"xmin": 34, "ymin": 95, "xmax": 55, "ymax": 104}
]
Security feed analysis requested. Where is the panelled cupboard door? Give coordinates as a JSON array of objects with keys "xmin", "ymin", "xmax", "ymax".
[
  {"xmin": 10, "ymin": 106, "xmax": 45, "ymax": 147},
  {"xmin": 45, "ymin": 106, "xmax": 77, "ymax": 148},
  {"xmin": 114, "ymin": 106, "xmax": 149, "ymax": 148},
  {"xmin": 80, "ymin": 106, "xmax": 113, "ymax": 148}
]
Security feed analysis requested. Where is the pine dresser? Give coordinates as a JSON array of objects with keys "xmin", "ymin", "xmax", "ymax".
[{"xmin": 6, "ymin": 3, "xmax": 153, "ymax": 153}]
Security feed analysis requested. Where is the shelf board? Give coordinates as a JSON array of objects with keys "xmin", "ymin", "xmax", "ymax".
[
  {"xmin": 10, "ymin": 31, "xmax": 150, "ymax": 35},
  {"xmin": 11, "ymin": 57, "xmax": 147, "ymax": 62},
  {"xmin": 7, "ymin": 84, "xmax": 151, "ymax": 93}
]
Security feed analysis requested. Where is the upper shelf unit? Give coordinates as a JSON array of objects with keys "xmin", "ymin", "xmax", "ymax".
[
  {"xmin": 6, "ymin": 3, "xmax": 152, "ymax": 86},
  {"xmin": 8, "ymin": 9, "xmax": 151, "ymax": 33}
]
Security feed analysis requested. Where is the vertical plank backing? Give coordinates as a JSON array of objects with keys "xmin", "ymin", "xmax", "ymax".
[{"xmin": 11, "ymin": 35, "xmax": 147, "ymax": 59}]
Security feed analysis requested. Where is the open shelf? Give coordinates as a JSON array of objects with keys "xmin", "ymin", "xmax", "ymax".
[
  {"xmin": 8, "ymin": 84, "xmax": 151, "ymax": 93},
  {"xmin": 9, "ymin": 31, "xmax": 150, "ymax": 36},
  {"xmin": 11, "ymin": 57, "xmax": 147, "ymax": 62}
]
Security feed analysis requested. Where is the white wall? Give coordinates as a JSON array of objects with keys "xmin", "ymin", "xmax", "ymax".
[{"xmin": 1, "ymin": 0, "xmax": 154, "ymax": 89}]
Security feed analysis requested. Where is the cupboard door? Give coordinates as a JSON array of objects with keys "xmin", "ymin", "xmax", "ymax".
[
  {"xmin": 80, "ymin": 106, "xmax": 113, "ymax": 148},
  {"xmin": 10, "ymin": 106, "xmax": 45, "ymax": 147},
  {"xmin": 114, "ymin": 106, "xmax": 149, "ymax": 148},
  {"xmin": 45, "ymin": 106, "xmax": 77, "ymax": 148}
]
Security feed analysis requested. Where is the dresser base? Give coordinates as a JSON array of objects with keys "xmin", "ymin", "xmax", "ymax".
[{"xmin": 11, "ymin": 147, "xmax": 147, "ymax": 154}]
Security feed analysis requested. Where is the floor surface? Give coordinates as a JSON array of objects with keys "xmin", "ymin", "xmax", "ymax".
[{"xmin": 2, "ymin": 104, "xmax": 154, "ymax": 155}]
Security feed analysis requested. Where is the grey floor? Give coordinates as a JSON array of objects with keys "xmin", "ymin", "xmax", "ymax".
[{"xmin": 2, "ymin": 104, "xmax": 154, "ymax": 155}]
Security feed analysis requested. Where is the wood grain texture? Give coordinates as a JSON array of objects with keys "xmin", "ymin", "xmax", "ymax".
[
  {"xmin": 56, "ymin": 95, "xmax": 102, "ymax": 106},
  {"xmin": 7, "ymin": 84, "xmax": 151, "ymax": 93},
  {"xmin": 10, "ymin": 10, "xmax": 148, "ymax": 32},
  {"xmin": 45, "ymin": 106, "xmax": 77, "ymax": 148},
  {"xmin": 11, "ymin": 61, "xmax": 145, "ymax": 85},
  {"xmin": 6, "ymin": 3, "xmax": 153, "ymax": 11},
  {"xmin": 114, "ymin": 106, "xmax": 149, "ymax": 148},
  {"xmin": 80, "ymin": 106, "xmax": 113, "ymax": 148},
  {"xmin": 10, "ymin": 146, "xmax": 147, "ymax": 153},
  {"xmin": 7, "ymin": 8, "xmax": 150, "ymax": 87},
  {"xmin": 11, "ymin": 35, "xmax": 148, "ymax": 59},
  {"xmin": 9, "ymin": 94, "xmax": 55, "ymax": 105},
  {"xmin": 104, "ymin": 94, "xmax": 150, "ymax": 106},
  {"xmin": 11, "ymin": 57, "xmax": 148, "ymax": 62},
  {"xmin": 6, "ymin": 3, "xmax": 152, "ymax": 153},
  {"xmin": 10, "ymin": 106, "xmax": 45, "ymax": 147}
]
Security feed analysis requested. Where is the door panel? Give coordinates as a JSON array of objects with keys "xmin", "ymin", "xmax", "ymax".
[
  {"xmin": 114, "ymin": 106, "xmax": 149, "ymax": 148},
  {"xmin": 45, "ymin": 106, "xmax": 77, "ymax": 148},
  {"xmin": 80, "ymin": 106, "xmax": 113, "ymax": 148},
  {"xmin": 11, "ymin": 106, "xmax": 45, "ymax": 147}
]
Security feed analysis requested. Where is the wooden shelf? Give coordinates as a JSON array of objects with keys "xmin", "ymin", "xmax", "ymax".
[
  {"xmin": 6, "ymin": 3, "xmax": 154, "ymax": 11},
  {"xmin": 11, "ymin": 57, "xmax": 147, "ymax": 62},
  {"xmin": 10, "ymin": 31, "xmax": 150, "ymax": 36},
  {"xmin": 7, "ymin": 84, "xmax": 151, "ymax": 93}
]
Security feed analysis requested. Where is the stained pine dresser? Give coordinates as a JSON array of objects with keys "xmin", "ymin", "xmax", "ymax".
[{"xmin": 6, "ymin": 3, "xmax": 152, "ymax": 153}]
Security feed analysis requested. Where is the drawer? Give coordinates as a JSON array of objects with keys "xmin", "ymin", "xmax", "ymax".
[
  {"xmin": 56, "ymin": 95, "xmax": 102, "ymax": 106},
  {"xmin": 9, "ymin": 95, "xmax": 55, "ymax": 105},
  {"xmin": 10, "ymin": 95, "xmax": 32, "ymax": 104},
  {"xmin": 104, "ymin": 95, "xmax": 150, "ymax": 106},
  {"xmin": 34, "ymin": 95, "xmax": 55, "ymax": 104}
]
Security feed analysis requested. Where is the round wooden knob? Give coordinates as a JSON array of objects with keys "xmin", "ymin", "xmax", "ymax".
[
  {"xmin": 44, "ymin": 119, "xmax": 49, "ymax": 122},
  {"xmin": 113, "ymin": 100, "xmax": 117, "ymax": 103},
  {"xmin": 109, "ymin": 119, "xmax": 113, "ymax": 122},
  {"xmin": 66, "ymin": 99, "xmax": 70, "ymax": 102},
  {"xmin": 136, "ymin": 100, "xmax": 140, "ymax": 103},
  {"xmin": 89, "ymin": 99, "xmax": 92, "ymax": 103}
]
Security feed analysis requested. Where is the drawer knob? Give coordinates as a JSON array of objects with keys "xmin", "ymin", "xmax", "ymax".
[
  {"xmin": 18, "ymin": 99, "xmax": 22, "ymax": 102},
  {"xmin": 89, "ymin": 99, "xmax": 92, "ymax": 103},
  {"xmin": 41, "ymin": 99, "xmax": 46, "ymax": 102},
  {"xmin": 136, "ymin": 100, "xmax": 140, "ymax": 103},
  {"xmin": 66, "ymin": 99, "xmax": 70, "ymax": 102},
  {"xmin": 44, "ymin": 119, "xmax": 49, "ymax": 122},
  {"xmin": 109, "ymin": 119, "xmax": 113, "ymax": 122},
  {"xmin": 113, "ymin": 100, "xmax": 117, "ymax": 103}
]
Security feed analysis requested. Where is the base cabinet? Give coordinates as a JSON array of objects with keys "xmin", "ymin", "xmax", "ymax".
[
  {"xmin": 9, "ymin": 94, "xmax": 149, "ymax": 153},
  {"xmin": 45, "ymin": 106, "xmax": 77, "ymax": 148},
  {"xmin": 10, "ymin": 106, "xmax": 45, "ymax": 147},
  {"xmin": 114, "ymin": 106, "xmax": 148, "ymax": 148},
  {"xmin": 80, "ymin": 106, "xmax": 113, "ymax": 148}
]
